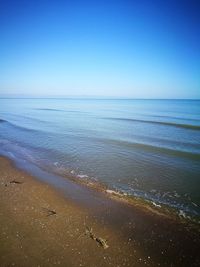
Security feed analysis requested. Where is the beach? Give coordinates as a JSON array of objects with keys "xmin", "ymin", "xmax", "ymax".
[
  {"xmin": 0, "ymin": 156, "xmax": 199, "ymax": 267},
  {"xmin": 1, "ymin": 98, "xmax": 200, "ymax": 220},
  {"xmin": 1, "ymin": 0, "xmax": 200, "ymax": 265}
]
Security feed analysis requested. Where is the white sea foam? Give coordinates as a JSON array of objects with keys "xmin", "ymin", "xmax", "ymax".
[
  {"xmin": 174, "ymin": 192, "xmax": 180, "ymax": 198},
  {"xmin": 77, "ymin": 174, "xmax": 88, "ymax": 179},
  {"xmin": 178, "ymin": 210, "xmax": 189, "ymax": 219},
  {"xmin": 106, "ymin": 189, "xmax": 122, "ymax": 196},
  {"xmin": 192, "ymin": 202, "xmax": 198, "ymax": 207},
  {"xmin": 152, "ymin": 202, "xmax": 161, "ymax": 208}
]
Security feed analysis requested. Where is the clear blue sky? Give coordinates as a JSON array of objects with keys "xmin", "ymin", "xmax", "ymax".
[{"xmin": 0, "ymin": 0, "xmax": 200, "ymax": 98}]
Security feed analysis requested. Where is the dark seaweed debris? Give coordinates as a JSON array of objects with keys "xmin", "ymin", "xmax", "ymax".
[
  {"xmin": 85, "ymin": 226, "xmax": 109, "ymax": 249},
  {"xmin": 42, "ymin": 207, "xmax": 57, "ymax": 217}
]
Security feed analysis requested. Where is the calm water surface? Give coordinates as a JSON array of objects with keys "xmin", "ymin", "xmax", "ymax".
[{"xmin": 0, "ymin": 98, "xmax": 200, "ymax": 219}]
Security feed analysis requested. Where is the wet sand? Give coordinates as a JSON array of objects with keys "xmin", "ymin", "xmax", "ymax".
[{"xmin": 0, "ymin": 156, "xmax": 199, "ymax": 267}]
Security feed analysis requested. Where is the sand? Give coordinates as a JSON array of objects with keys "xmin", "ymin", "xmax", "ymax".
[{"xmin": 0, "ymin": 156, "xmax": 199, "ymax": 267}]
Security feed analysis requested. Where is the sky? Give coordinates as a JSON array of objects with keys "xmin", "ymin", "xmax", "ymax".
[{"xmin": 0, "ymin": 0, "xmax": 200, "ymax": 98}]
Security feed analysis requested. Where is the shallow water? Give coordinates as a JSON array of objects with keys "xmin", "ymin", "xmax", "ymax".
[{"xmin": 0, "ymin": 98, "xmax": 200, "ymax": 219}]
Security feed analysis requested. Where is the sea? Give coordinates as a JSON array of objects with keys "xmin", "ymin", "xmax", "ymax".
[{"xmin": 0, "ymin": 98, "xmax": 200, "ymax": 220}]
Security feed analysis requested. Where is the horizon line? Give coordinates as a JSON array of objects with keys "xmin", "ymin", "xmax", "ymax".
[{"xmin": 0, "ymin": 96, "xmax": 199, "ymax": 101}]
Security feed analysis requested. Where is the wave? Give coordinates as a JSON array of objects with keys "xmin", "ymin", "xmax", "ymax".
[
  {"xmin": 0, "ymin": 119, "xmax": 8, "ymax": 123},
  {"xmin": 103, "ymin": 138, "xmax": 200, "ymax": 161},
  {"xmin": 33, "ymin": 108, "xmax": 91, "ymax": 115},
  {"xmin": 0, "ymin": 118, "xmax": 42, "ymax": 134},
  {"xmin": 105, "ymin": 117, "xmax": 200, "ymax": 130},
  {"xmin": 2, "ymin": 118, "xmax": 199, "ymax": 161},
  {"xmin": 1, "ymin": 115, "xmax": 200, "ymax": 163},
  {"xmin": 34, "ymin": 108, "xmax": 64, "ymax": 112},
  {"xmin": 0, "ymin": 141, "xmax": 199, "ymax": 221},
  {"xmin": 151, "ymin": 114, "xmax": 200, "ymax": 122},
  {"xmin": 2, "ymin": 113, "xmax": 49, "ymax": 124}
]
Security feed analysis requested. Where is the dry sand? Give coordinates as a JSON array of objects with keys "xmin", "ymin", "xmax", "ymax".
[{"xmin": 0, "ymin": 156, "xmax": 199, "ymax": 267}]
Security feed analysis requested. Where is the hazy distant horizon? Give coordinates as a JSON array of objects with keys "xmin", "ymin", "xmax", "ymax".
[{"xmin": 0, "ymin": 93, "xmax": 199, "ymax": 100}]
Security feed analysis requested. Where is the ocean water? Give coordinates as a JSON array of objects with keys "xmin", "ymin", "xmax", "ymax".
[{"xmin": 0, "ymin": 98, "xmax": 200, "ymax": 219}]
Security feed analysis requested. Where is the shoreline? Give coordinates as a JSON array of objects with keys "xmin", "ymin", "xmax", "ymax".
[
  {"xmin": 0, "ymin": 155, "xmax": 200, "ymax": 266},
  {"xmin": 13, "ymin": 151, "xmax": 200, "ymax": 226},
  {"xmin": 3, "ymin": 149, "xmax": 199, "ymax": 226}
]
